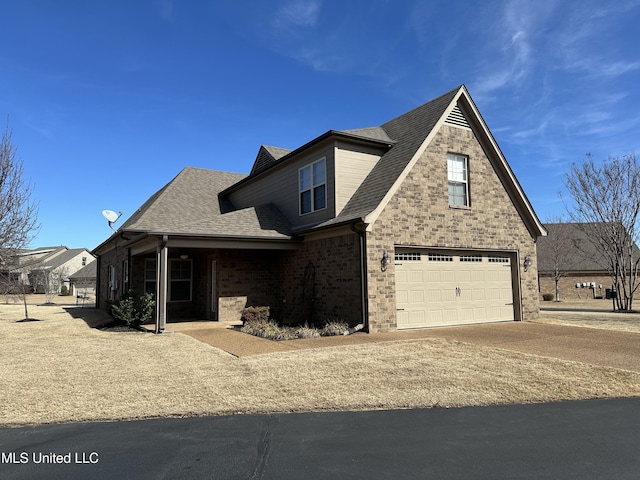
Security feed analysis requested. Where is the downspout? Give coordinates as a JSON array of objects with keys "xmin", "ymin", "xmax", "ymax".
[
  {"xmin": 95, "ymin": 255, "xmax": 101, "ymax": 309},
  {"xmin": 350, "ymin": 221, "xmax": 369, "ymax": 333}
]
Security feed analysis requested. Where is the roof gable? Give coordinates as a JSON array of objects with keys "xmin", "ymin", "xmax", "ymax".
[
  {"xmin": 315, "ymin": 85, "xmax": 545, "ymax": 239},
  {"xmin": 250, "ymin": 145, "xmax": 292, "ymax": 176},
  {"xmin": 538, "ymin": 222, "xmax": 640, "ymax": 273}
]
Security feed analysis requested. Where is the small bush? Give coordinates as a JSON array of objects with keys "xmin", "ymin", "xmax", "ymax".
[
  {"xmin": 60, "ymin": 286, "xmax": 69, "ymax": 296},
  {"xmin": 320, "ymin": 320, "xmax": 349, "ymax": 336},
  {"xmin": 241, "ymin": 317, "xmax": 354, "ymax": 341},
  {"xmin": 241, "ymin": 318, "xmax": 295, "ymax": 341},
  {"xmin": 542, "ymin": 293, "xmax": 555, "ymax": 301},
  {"xmin": 241, "ymin": 306, "xmax": 270, "ymax": 324},
  {"xmin": 294, "ymin": 324, "xmax": 321, "ymax": 339},
  {"xmin": 110, "ymin": 290, "xmax": 156, "ymax": 327}
]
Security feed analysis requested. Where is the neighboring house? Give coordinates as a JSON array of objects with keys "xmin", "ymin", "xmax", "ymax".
[
  {"xmin": 93, "ymin": 85, "xmax": 546, "ymax": 333},
  {"xmin": 0, "ymin": 246, "xmax": 95, "ymax": 295},
  {"xmin": 68, "ymin": 260, "xmax": 97, "ymax": 299},
  {"xmin": 537, "ymin": 223, "xmax": 637, "ymax": 300}
]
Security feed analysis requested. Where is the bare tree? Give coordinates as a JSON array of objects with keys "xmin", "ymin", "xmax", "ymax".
[
  {"xmin": 564, "ymin": 153, "xmax": 640, "ymax": 311},
  {"xmin": 30, "ymin": 265, "xmax": 68, "ymax": 304},
  {"xmin": 540, "ymin": 217, "xmax": 580, "ymax": 302},
  {"xmin": 0, "ymin": 118, "xmax": 39, "ymax": 319}
]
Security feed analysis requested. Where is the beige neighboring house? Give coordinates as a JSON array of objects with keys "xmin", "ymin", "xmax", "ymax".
[
  {"xmin": 68, "ymin": 260, "xmax": 97, "ymax": 301},
  {"xmin": 18, "ymin": 247, "xmax": 94, "ymax": 295},
  {"xmin": 94, "ymin": 85, "xmax": 546, "ymax": 333}
]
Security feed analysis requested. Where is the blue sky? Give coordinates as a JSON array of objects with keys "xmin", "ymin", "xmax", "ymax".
[{"xmin": 1, "ymin": 0, "xmax": 639, "ymax": 250}]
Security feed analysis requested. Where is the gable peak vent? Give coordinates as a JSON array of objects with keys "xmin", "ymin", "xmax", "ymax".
[{"xmin": 445, "ymin": 104, "xmax": 470, "ymax": 129}]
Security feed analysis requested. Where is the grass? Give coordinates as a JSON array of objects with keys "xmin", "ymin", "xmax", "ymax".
[
  {"xmin": 1, "ymin": 296, "xmax": 639, "ymax": 427},
  {"xmin": 538, "ymin": 299, "xmax": 640, "ymax": 333}
]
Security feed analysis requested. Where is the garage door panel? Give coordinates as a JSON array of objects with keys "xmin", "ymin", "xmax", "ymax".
[
  {"xmin": 456, "ymin": 270, "xmax": 471, "ymax": 282},
  {"xmin": 395, "ymin": 249, "xmax": 515, "ymax": 329},
  {"xmin": 471, "ymin": 270, "xmax": 485, "ymax": 282},
  {"xmin": 409, "ymin": 270, "xmax": 423, "ymax": 282},
  {"xmin": 471, "ymin": 289, "xmax": 486, "ymax": 301},
  {"xmin": 409, "ymin": 290, "xmax": 424, "ymax": 304},
  {"xmin": 440, "ymin": 270, "xmax": 455, "ymax": 282}
]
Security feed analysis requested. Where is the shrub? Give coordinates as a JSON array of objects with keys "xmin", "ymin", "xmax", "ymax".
[
  {"xmin": 241, "ymin": 317, "xmax": 356, "ymax": 341},
  {"xmin": 110, "ymin": 290, "xmax": 156, "ymax": 327},
  {"xmin": 60, "ymin": 286, "xmax": 69, "ymax": 296},
  {"xmin": 294, "ymin": 324, "xmax": 321, "ymax": 339},
  {"xmin": 542, "ymin": 293, "xmax": 554, "ymax": 301},
  {"xmin": 241, "ymin": 318, "xmax": 295, "ymax": 341},
  {"xmin": 320, "ymin": 320, "xmax": 349, "ymax": 337},
  {"xmin": 241, "ymin": 306, "xmax": 270, "ymax": 324}
]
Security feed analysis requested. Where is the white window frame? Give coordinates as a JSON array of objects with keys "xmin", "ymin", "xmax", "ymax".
[
  {"xmin": 299, "ymin": 157, "xmax": 327, "ymax": 215},
  {"xmin": 447, "ymin": 153, "xmax": 469, "ymax": 207}
]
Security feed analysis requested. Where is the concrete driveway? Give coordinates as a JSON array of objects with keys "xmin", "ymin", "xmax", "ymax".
[{"xmin": 170, "ymin": 319, "xmax": 640, "ymax": 372}]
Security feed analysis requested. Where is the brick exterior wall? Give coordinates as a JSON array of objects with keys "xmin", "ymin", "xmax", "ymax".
[
  {"xmin": 98, "ymin": 238, "xmax": 362, "ymax": 327},
  {"xmin": 96, "ymin": 244, "xmax": 130, "ymax": 309},
  {"xmin": 539, "ymin": 273, "xmax": 614, "ymax": 301},
  {"xmin": 280, "ymin": 233, "xmax": 362, "ymax": 326},
  {"xmin": 366, "ymin": 124, "xmax": 540, "ymax": 332}
]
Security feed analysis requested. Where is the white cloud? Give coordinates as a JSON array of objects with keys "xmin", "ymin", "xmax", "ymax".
[
  {"xmin": 272, "ymin": 0, "xmax": 321, "ymax": 29},
  {"xmin": 471, "ymin": 0, "xmax": 554, "ymax": 97}
]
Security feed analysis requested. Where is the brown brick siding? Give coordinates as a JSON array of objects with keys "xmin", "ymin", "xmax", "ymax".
[
  {"xmin": 96, "ymin": 245, "xmax": 130, "ymax": 308},
  {"xmin": 367, "ymin": 124, "xmax": 539, "ymax": 332},
  {"xmin": 281, "ymin": 233, "xmax": 362, "ymax": 326},
  {"xmin": 99, "ymin": 238, "xmax": 361, "ymax": 326},
  {"xmin": 539, "ymin": 273, "xmax": 614, "ymax": 301}
]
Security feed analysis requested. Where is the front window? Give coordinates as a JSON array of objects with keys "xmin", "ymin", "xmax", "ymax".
[
  {"xmin": 299, "ymin": 158, "xmax": 326, "ymax": 214},
  {"xmin": 447, "ymin": 153, "xmax": 469, "ymax": 206},
  {"xmin": 144, "ymin": 258, "xmax": 192, "ymax": 302},
  {"xmin": 144, "ymin": 259, "xmax": 156, "ymax": 295},
  {"xmin": 169, "ymin": 259, "xmax": 192, "ymax": 302}
]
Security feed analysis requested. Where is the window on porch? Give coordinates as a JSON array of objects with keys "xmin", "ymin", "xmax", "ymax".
[{"xmin": 144, "ymin": 258, "xmax": 192, "ymax": 302}]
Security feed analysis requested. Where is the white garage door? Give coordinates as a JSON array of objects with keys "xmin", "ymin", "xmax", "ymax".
[{"xmin": 395, "ymin": 250, "xmax": 515, "ymax": 329}]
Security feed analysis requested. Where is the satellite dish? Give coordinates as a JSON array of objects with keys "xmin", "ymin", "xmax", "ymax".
[
  {"xmin": 102, "ymin": 209, "xmax": 123, "ymax": 232},
  {"xmin": 102, "ymin": 210, "xmax": 119, "ymax": 223}
]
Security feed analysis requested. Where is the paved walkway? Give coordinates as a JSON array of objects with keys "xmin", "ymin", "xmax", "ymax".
[{"xmin": 167, "ymin": 319, "xmax": 640, "ymax": 372}]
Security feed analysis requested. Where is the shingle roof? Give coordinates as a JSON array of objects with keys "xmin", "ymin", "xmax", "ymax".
[
  {"xmin": 314, "ymin": 86, "xmax": 460, "ymax": 228},
  {"xmin": 69, "ymin": 260, "xmax": 96, "ymax": 279},
  {"xmin": 536, "ymin": 223, "xmax": 634, "ymax": 272},
  {"xmin": 38, "ymin": 248, "xmax": 91, "ymax": 270},
  {"xmin": 337, "ymin": 126, "xmax": 396, "ymax": 144},
  {"xmin": 119, "ymin": 167, "xmax": 292, "ymax": 239},
  {"xmin": 250, "ymin": 145, "xmax": 293, "ymax": 176},
  {"xmin": 98, "ymin": 85, "xmax": 544, "ymax": 250}
]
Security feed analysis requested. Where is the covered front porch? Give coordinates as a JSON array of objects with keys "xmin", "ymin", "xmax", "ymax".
[{"xmin": 127, "ymin": 235, "xmax": 300, "ymax": 333}]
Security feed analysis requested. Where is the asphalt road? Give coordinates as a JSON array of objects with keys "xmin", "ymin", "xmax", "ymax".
[{"xmin": 1, "ymin": 398, "xmax": 638, "ymax": 479}]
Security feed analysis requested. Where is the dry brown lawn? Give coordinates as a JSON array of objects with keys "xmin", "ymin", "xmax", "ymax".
[
  {"xmin": 1, "ymin": 296, "xmax": 639, "ymax": 427},
  {"xmin": 539, "ymin": 299, "xmax": 640, "ymax": 333}
]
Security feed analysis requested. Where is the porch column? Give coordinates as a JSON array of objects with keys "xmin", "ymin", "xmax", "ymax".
[{"xmin": 155, "ymin": 237, "xmax": 168, "ymax": 333}]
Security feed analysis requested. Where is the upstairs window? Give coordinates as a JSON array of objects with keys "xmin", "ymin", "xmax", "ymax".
[
  {"xmin": 447, "ymin": 153, "xmax": 469, "ymax": 207},
  {"xmin": 299, "ymin": 158, "xmax": 326, "ymax": 215}
]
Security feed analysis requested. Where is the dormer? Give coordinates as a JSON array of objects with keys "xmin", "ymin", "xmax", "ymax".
[{"xmin": 221, "ymin": 129, "xmax": 394, "ymax": 231}]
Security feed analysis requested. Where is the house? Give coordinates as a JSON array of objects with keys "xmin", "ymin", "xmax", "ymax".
[
  {"xmin": 68, "ymin": 259, "xmax": 97, "ymax": 300},
  {"xmin": 0, "ymin": 246, "xmax": 94, "ymax": 295},
  {"xmin": 93, "ymin": 85, "xmax": 546, "ymax": 333},
  {"xmin": 27, "ymin": 247, "xmax": 94, "ymax": 295},
  {"xmin": 537, "ymin": 222, "xmax": 636, "ymax": 301}
]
